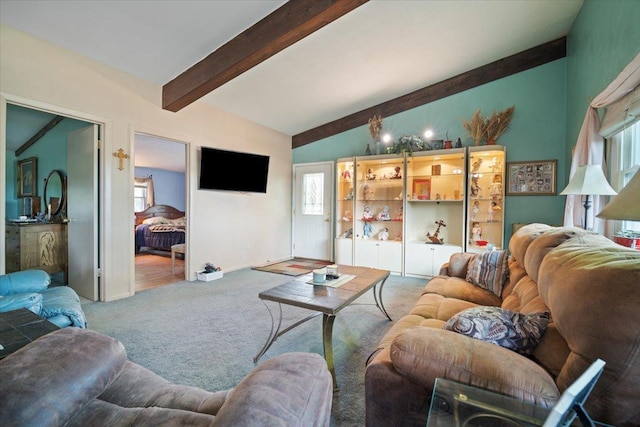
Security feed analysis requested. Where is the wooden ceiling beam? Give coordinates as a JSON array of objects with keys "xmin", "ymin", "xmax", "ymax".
[
  {"xmin": 163, "ymin": 0, "xmax": 369, "ymax": 112},
  {"xmin": 292, "ymin": 37, "xmax": 567, "ymax": 148},
  {"xmin": 16, "ymin": 115, "xmax": 65, "ymax": 156}
]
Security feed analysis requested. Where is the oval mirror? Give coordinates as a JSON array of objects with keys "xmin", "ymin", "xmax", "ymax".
[{"xmin": 43, "ymin": 170, "xmax": 66, "ymax": 217}]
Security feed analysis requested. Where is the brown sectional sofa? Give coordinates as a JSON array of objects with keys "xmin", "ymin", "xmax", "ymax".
[{"xmin": 365, "ymin": 223, "xmax": 640, "ymax": 426}]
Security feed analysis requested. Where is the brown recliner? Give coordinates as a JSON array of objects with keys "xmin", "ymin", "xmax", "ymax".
[{"xmin": 0, "ymin": 327, "xmax": 333, "ymax": 426}]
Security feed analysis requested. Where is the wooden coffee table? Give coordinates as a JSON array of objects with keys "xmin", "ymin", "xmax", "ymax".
[{"xmin": 253, "ymin": 265, "xmax": 391, "ymax": 390}]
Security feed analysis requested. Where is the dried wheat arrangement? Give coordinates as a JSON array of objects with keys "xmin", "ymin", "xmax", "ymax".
[
  {"xmin": 461, "ymin": 109, "xmax": 485, "ymax": 145},
  {"xmin": 368, "ymin": 114, "xmax": 383, "ymax": 142},
  {"xmin": 484, "ymin": 105, "xmax": 515, "ymax": 142}
]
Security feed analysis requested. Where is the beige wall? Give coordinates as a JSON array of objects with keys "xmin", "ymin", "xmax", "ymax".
[{"xmin": 1, "ymin": 24, "xmax": 293, "ymax": 300}]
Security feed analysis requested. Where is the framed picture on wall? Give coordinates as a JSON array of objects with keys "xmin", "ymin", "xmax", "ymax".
[
  {"xmin": 17, "ymin": 156, "xmax": 37, "ymax": 198},
  {"xmin": 506, "ymin": 159, "xmax": 557, "ymax": 196}
]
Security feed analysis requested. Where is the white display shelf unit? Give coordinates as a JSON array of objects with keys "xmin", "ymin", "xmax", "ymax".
[
  {"xmin": 353, "ymin": 153, "xmax": 405, "ymax": 274},
  {"xmin": 404, "ymin": 148, "xmax": 466, "ymax": 277},
  {"xmin": 333, "ymin": 146, "xmax": 506, "ymax": 277},
  {"xmin": 466, "ymin": 145, "xmax": 506, "ymax": 253}
]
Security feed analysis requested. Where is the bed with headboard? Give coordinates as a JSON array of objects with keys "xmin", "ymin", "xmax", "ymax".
[{"xmin": 134, "ymin": 204, "xmax": 186, "ymax": 252}]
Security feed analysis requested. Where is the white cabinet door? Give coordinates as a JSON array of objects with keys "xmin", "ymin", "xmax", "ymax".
[
  {"xmin": 335, "ymin": 238, "xmax": 353, "ymax": 265},
  {"xmin": 378, "ymin": 241, "xmax": 402, "ymax": 273},
  {"xmin": 355, "ymin": 240, "xmax": 379, "ymax": 269},
  {"xmin": 355, "ymin": 240, "xmax": 402, "ymax": 273},
  {"xmin": 405, "ymin": 243, "xmax": 461, "ymax": 277}
]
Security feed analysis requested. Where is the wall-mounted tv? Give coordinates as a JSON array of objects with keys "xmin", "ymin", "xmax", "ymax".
[{"xmin": 199, "ymin": 147, "xmax": 270, "ymax": 193}]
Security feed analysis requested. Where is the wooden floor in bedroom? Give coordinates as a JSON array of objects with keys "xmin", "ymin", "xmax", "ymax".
[{"xmin": 135, "ymin": 252, "xmax": 185, "ymax": 292}]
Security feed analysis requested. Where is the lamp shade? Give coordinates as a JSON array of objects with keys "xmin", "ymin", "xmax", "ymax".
[
  {"xmin": 560, "ymin": 165, "xmax": 618, "ymax": 196},
  {"xmin": 597, "ymin": 169, "xmax": 640, "ymax": 221}
]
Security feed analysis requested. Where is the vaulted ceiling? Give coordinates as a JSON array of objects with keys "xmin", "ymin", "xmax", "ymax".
[{"xmin": 1, "ymin": 0, "xmax": 583, "ymax": 151}]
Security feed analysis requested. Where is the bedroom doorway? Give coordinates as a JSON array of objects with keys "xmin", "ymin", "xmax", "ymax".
[
  {"xmin": 133, "ymin": 132, "xmax": 187, "ymax": 292},
  {"xmin": 3, "ymin": 101, "xmax": 103, "ymax": 301}
]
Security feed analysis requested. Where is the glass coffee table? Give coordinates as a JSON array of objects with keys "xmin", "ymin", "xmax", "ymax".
[
  {"xmin": 427, "ymin": 378, "xmax": 551, "ymax": 427},
  {"xmin": 253, "ymin": 265, "xmax": 391, "ymax": 390}
]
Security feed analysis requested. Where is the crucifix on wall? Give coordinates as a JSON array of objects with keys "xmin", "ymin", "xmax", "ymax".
[{"xmin": 112, "ymin": 148, "xmax": 129, "ymax": 171}]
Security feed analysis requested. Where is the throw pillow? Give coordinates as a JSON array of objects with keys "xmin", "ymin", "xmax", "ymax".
[
  {"xmin": 443, "ymin": 306, "xmax": 550, "ymax": 355},
  {"xmin": 465, "ymin": 250, "xmax": 509, "ymax": 296}
]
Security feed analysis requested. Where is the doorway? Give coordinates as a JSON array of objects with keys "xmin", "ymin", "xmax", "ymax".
[
  {"xmin": 292, "ymin": 162, "xmax": 334, "ymax": 261},
  {"xmin": 133, "ymin": 132, "xmax": 187, "ymax": 291},
  {"xmin": 2, "ymin": 101, "xmax": 102, "ymax": 301}
]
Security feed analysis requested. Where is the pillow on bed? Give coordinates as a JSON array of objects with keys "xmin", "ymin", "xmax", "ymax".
[
  {"xmin": 169, "ymin": 217, "xmax": 186, "ymax": 227},
  {"xmin": 142, "ymin": 216, "xmax": 168, "ymax": 225}
]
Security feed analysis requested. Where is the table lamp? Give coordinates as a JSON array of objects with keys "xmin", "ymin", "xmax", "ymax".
[
  {"xmin": 597, "ymin": 169, "xmax": 640, "ymax": 221},
  {"xmin": 560, "ymin": 165, "xmax": 617, "ymax": 230}
]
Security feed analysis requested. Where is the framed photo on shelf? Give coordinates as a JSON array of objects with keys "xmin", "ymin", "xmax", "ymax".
[
  {"xmin": 412, "ymin": 178, "xmax": 431, "ymax": 200},
  {"xmin": 17, "ymin": 157, "xmax": 37, "ymax": 198},
  {"xmin": 506, "ymin": 159, "xmax": 556, "ymax": 196}
]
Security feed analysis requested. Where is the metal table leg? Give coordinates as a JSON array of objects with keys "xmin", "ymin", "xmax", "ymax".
[
  {"xmin": 372, "ymin": 276, "xmax": 392, "ymax": 321},
  {"xmin": 322, "ymin": 313, "xmax": 338, "ymax": 391}
]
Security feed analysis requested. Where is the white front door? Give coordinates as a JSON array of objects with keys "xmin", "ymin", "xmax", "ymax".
[
  {"xmin": 293, "ymin": 162, "xmax": 334, "ymax": 261},
  {"xmin": 67, "ymin": 125, "xmax": 99, "ymax": 301}
]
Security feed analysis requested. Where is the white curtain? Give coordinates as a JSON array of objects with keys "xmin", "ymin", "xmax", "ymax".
[
  {"xmin": 134, "ymin": 176, "xmax": 155, "ymax": 209},
  {"xmin": 564, "ymin": 53, "xmax": 640, "ymax": 232}
]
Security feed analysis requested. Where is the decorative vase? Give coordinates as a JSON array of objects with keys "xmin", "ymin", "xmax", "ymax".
[
  {"xmin": 455, "ymin": 138, "xmax": 462, "ymax": 148},
  {"xmin": 487, "ymin": 139, "xmax": 496, "ymax": 145},
  {"xmin": 365, "ymin": 143, "xmax": 372, "ymax": 156},
  {"xmin": 444, "ymin": 140, "xmax": 453, "ymax": 149}
]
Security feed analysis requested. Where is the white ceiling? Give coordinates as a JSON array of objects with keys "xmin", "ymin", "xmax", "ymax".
[{"xmin": 2, "ymin": 0, "xmax": 583, "ymax": 170}]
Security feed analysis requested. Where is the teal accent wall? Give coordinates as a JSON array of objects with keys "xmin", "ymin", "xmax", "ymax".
[
  {"xmin": 565, "ymin": 0, "xmax": 640, "ymax": 170},
  {"xmin": 5, "ymin": 117, "xmax": 89, "ymax": 218},
  {"xmin": 293, "ymin": 0, "xmax": 639, "ymax": 247},
  {"xmin": 294, "ymin": 59, "xmax": 568, "ymax": 244}
]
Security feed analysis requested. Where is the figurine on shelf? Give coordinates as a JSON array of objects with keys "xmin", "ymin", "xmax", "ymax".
[
  {"xmin": 488, "ymin": 201, "xmax": 502, "ymax": 222},
  {"xmin": 377, "ymin": 205, "xmax": 391, "ymax": 221},
  {"xmin": 471, "ymin": 157, "xmax": 483, "ymax": 173},
  {"xmin": 470, "ymin": 176, "xmax": 481, "ymax": 198},
  {"xmin": 378, "ymin": 227, "xmax": 389, "ymax": 241},
  {"xmin": 362, "ymin": 205, "xmax": 374, "ymax": 220},
  {"xmin": 395, "ymin": 191, "xmax": 403, "ymax": 200},
  {"xmin": 342, "ymin": 210, "xmax": 352, "ymax": 222},
  {"xmin": 472, "ymin": 222, "xmax": 482, "ymax": 241},
  {"xmin": 391, "ymin": 166, "xmax": 402, "ymax": 179},
  {"xmin": 341, "ymin": 166, "xmax": 352, "ymax": 181},
  {"xmin": 363, "ymin": 184, "xmax": 375, "ymax": 200},
  {"xmin": 489, "ymin": 157, "xmax": 502, "ymax": 173},
  {"xmin": 395, "ymin": 206, "xmax": 403, "ymax": 220},
  {"xmin": 472, "ymin": 200, "xmax": 480, "ymax": 221},
  {"xmin": 341, "ymin": 228, "xmax": 353, "ymax": 238},
  {"xmin": 426, "ymin": 220, "xmax": 446, "ymax": 244},
  {"xmin": 489, "ymin": 174, "xmax": 503, "ymax": 200},
  {"xmin": 363, "ymin": 222, "xmax": 373, "ymax": 238},
  {"xmin": 366, "ymin": 168, "xmax": 376, "ymax": 180},
  {"xmin": 346, "ymin": 187, "xmax": 354, "ymax": 200}
]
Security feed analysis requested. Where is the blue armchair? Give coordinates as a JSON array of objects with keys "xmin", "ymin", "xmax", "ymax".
[{"xmin": 0, "ymin": 270, "xmax": 87, "ymax": 328}]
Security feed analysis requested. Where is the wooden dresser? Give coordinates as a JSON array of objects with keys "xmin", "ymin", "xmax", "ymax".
[{"xmin": 5, "ymin": 223, "xmax": 68, "ymax": 282}]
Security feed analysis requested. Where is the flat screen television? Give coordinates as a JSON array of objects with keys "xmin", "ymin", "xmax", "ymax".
[{"xmin": 199, "ymin": 147, "xmax": 270, "ymax": 193}]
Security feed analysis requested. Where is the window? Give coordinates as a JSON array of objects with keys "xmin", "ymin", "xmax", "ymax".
[
  {"xmin": 134, "ymin": 181, "xmax": 149, "ymax": 212},
  {"xmin": 302, "ymin": 173, "xmax": 324, "ymax": 215},
  {"xmin": 608, "ymin": 120, "xmax": 640, "ymax": 232}
]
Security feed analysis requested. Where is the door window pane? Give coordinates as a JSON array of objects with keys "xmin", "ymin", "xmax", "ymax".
[{"xmin": 302, "ymin": 173, "xmax": 324, "ymax": 215}]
